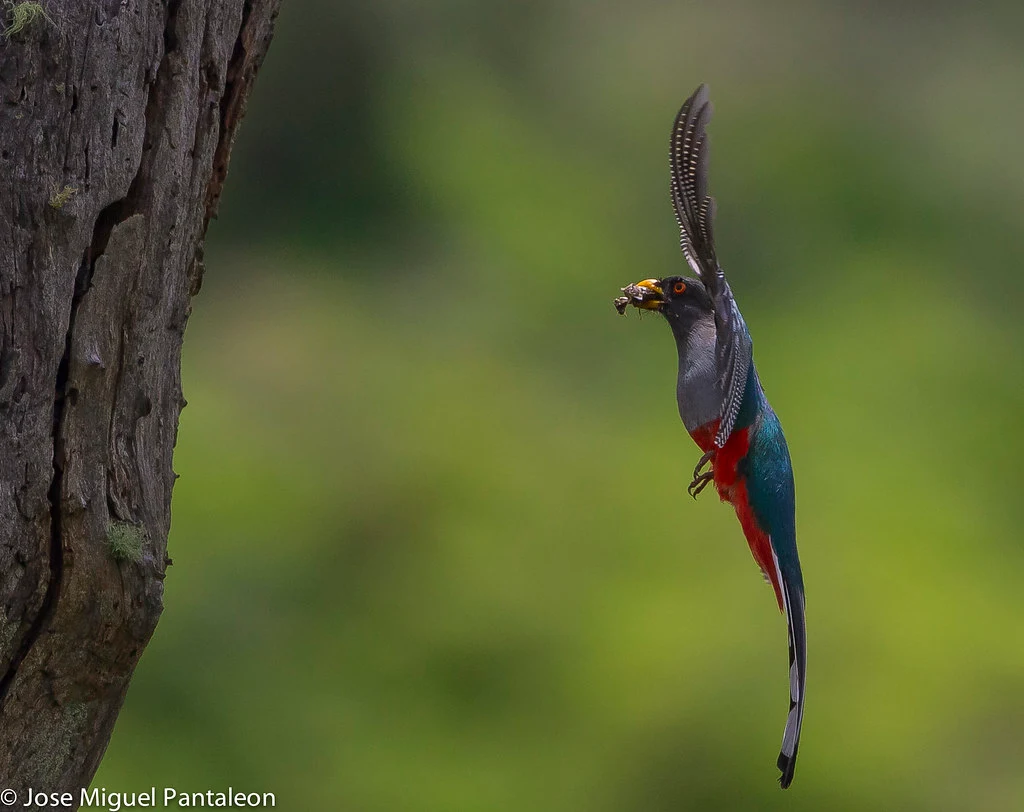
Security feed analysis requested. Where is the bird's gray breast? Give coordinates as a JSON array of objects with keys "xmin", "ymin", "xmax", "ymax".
[{"xmin": 674, "ymin": 316, "xmax": 720, "ymax": 433}]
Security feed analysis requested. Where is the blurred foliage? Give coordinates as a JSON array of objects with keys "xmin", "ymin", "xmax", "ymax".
[{"xmin": 94, "ymin": 1, "xmax": 1024, "ymax": 810}]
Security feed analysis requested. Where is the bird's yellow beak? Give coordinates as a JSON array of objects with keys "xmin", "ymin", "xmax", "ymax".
[
  {"xmin": 632, "ymin": 279, "xmax": 664, "ymax": 309},
  {"xmin": 614, "ymin": 279, "xmax": 664, "ymax": 314}
]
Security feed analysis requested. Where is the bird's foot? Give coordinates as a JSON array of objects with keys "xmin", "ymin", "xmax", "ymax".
[
  {"xmin": 687, "ymin": 470, "xmax": 714, "ymax": 499},
  {"xmin": 687, "ymin": 449, "xmax": 716, "ymax": 499},
  {"xmin": 692, "ymin": 449, "xmax": 715, "ymax": 479}
]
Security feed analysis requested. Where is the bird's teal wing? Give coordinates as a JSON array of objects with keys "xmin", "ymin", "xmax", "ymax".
[{"xmin": 669, "ymin": 84, "xmax": 753, "ymax": 447}]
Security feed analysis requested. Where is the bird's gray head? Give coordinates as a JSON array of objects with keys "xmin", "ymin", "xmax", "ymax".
[{"xmin": 615, "ymin": 275, "xmax": 712, "ymax": 328}]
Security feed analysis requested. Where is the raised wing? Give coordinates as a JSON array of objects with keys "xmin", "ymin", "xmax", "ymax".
[{"xmin": 670, "ymin": 85, "xmax": 753, "ymax": 448}]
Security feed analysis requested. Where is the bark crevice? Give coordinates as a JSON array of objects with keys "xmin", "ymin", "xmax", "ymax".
[
  {"xmin": 88, "ymin": 0, "xmax": 182, "ymax": 274},
  {"xmin": 204, "ymin": 0, "xmax": 257, "ymax": 227}
]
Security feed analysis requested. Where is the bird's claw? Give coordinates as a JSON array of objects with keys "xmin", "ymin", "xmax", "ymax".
[
  {"xmin": 688, "ymin": 449, "xmax": 716, "ymax": 499},
  {"xmin": 692, "ymin": 449, "xmax": 714, "ymax": 479},
  {"xmin": 688, "ymin": 470, "xmax": 714, "ymax": 499}
]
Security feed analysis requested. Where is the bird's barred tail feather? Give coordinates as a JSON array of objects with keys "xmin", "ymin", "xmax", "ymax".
[{"xmin": 772, "ymin": 549, "xmax": 806, "ymax": 789}]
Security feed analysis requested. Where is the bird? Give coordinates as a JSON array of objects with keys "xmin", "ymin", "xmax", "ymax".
[{"xmin": 614, "ymin": 84, "xmax": 807, "ymax": 789}]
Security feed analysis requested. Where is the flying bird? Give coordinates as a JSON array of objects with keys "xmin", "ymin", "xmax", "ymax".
[{"xmin": 614, "ymin": 85, "xmax": 807, "ymax": 788}]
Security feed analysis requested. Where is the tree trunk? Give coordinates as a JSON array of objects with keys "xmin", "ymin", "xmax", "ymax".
[{"xmin": 0, "ymin": 0, "xmax": 280, "ymax": 802}]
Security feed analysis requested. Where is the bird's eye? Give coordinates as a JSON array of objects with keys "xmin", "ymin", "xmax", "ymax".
[{"xmin": 673, "ymin": 281, "xmax": 686, "ymax": 294}]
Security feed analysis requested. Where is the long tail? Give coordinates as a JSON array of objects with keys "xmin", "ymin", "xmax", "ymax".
[{"xmin": 773, "ymin": 554, "xmax": 807, "ymax": 789}]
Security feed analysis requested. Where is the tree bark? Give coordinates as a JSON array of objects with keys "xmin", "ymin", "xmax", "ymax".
[{"xmin": 0, "ymin": 0, "xmax": 280, "ymax": 802}]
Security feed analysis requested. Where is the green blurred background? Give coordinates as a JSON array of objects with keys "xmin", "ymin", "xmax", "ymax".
[{"xmin": 94, "ymin": 1, "xmax": 1024, "ymax": 809}]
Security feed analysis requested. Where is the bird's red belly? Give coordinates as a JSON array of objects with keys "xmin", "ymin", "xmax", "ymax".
[
  {"xmin": 689, "ymin": 420, "xmax": 747, "ymax": 500},
  {"xmin": 689, "ymin": 420, "xmax": 784, "ymax": 610}
]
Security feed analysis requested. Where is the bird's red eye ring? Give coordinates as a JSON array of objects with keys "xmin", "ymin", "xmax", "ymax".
[{"xmin": 673, "ymin": 281, "xmax": 686, "ymax": 294}]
